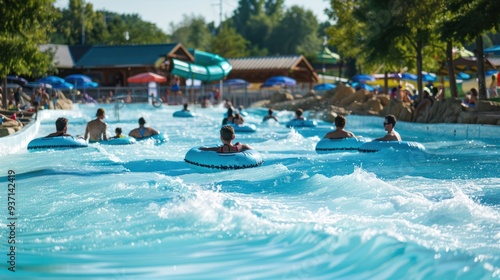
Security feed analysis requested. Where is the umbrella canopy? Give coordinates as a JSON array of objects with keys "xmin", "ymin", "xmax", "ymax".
[
  {"xmin": 351, "ymin": 82, "xmax": 375, "ymax": 91},
  {"xmin": 261, "ymin": 76, "xmax": 296, "ymax": 88},
  {"xmin": 313, "ymin": 83, "xmax": 336, "ymax": 90},
  {"xmin": 127, "ymin": 72, "xmax": 166, "ymax": 83},
  {"xmin": 351, "ymin": 74, "xmax": 375, "ymax": 82},
  {"xmin": 401, "ymin": 73, "xmax": 418, "ymax": 81},
  {"xmin": 485, "ymin": 69, "xmax": 499, "ymax": 77},
  {"xmin": 52, "ymin": 82, "xmax": 75, "ymax": 90},
  {"xmin": 422, "ymin": 72, "xmax": 437, "ymax": 82},
  {"xmin": 7, "ymin": 75, "xmax": 28, "ymax": 86},
  {"xmin": 456, "ymin": 72, "xmax": 471, "ymax": 80},
  {"xmin": 64, "ymin": 74, "xmax": 99, "ymax": 88},
  {"xmin": 37, "ymin": 76, "xmax": 66, "ymax": 85},
  {"xmin": 223, "ymin": 78, "xmax": 249, "ymax": 89}
]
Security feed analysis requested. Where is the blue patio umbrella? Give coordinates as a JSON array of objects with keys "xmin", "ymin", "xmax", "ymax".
[
  {"xmin": 37, "ymin": 76, "xmax": 66, "ymax": 85},
  {"xmin": 313, "ymin": 83, "xmax": 336, "ymax": 90},
  {"xmin": 261, "ymin": 76, "xmax": 296, "ymax": 88},
  {"xmin": 401, "ymin": 73, "xmax": 418, "ymax": 81},
  {"xmin": 351, "ymin": 82, "xmax": 375, "ymax": 91},
  {"xmin": 52, "ymin": 82, "xmax": 75, "ymax": 90},
  {"xmin": 485, "ymin": 69, "xmax": 499, "ymax": 77},
  {"xmin": 456, "ymin": 72, "xmax": 471, "ymax": 80},
  {"xmin": 223, "ymin": 78, "xmax": 249, "ymax": 89},
  {"xmin": 64, "ymin": 74, "xmax": 99, "ymax": 88},
  {"xmin": 351, "ymin": 74, "xmax": 375, "ymax": 82},
  {"xmin": 7, "ymin": 75, "xmax": 28, "ymax": 86},
  {"xmin": 422, "ymin": 73, "xmax": 437, "ymax": 82}
]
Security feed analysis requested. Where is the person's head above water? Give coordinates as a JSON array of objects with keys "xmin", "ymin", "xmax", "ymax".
[
  {"xmin": 138, "ymin": 117, "xmax": 146, "ymax": 126},
  {"xmin": 220, "ymin": 125, "xmax": 235, "ymax": 141}
]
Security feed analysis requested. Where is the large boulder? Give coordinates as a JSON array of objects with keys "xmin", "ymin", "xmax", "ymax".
[
  {"xmin": 270, "ymin": 91, "xmax": 294, "ymax": 103},
  {"xmin": 363, "ymin": 97, "xmax": 383, "ymax": 112},
  {"xmin": 331, "ymin": 84, "xmax": 354, "ymax": 105},
  {"xmin": 477, "ymin": 100, "xmax": 500, "ymax": 112},
  {"xmin": 377, "ymin": 94, "xmax": 390, "ymax": 106},
  {"xmin": 340, "ymin": 89, "xmax": 370, "ymax": 106},
  {"xmin": 457, "ymin": 111, "xmax": 478, "ymax": 124}
]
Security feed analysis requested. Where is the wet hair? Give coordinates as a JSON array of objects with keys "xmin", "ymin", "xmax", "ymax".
[
  {"xmin": 55, "ymin": 117, "xmax": 68, "ymax": 132},
  {"xmin": 385, "ymin": 114, "xmax": 397, "ymax": 127},
  {"xmin": 470, "ymin": 88, "xmax": 478, "ymax": 97},
  {"xmin": 183, "ymin": 103, "xmax": 188, "ymax": 110},
  {"xmin": 334, "ymin": 115, "xmax": 346, "ymax": 128},
  {"xmin": 296, "ymin": 108, "xmax": 303, "ymax": 117},
  {"xmin": 227, "ymin": 107, "xmax": 234, "ymax": 116},
  {"xmin": 138, "ymin": 117, "xmax": 146, "ymax": 125},
  {"xmin": 115, "ymin": 127, "xmax": 122, "ymax": 134},
  {"xmin": 220, "ymin": 125, "xmax": 235, "ymax": 141},
  {"xmin": 268, "ymin": 108, "xmax": 273, "ymax": 115},
  {"xmin": 96, "ymin": 108, "xmax": 106, "ymax": 117}
]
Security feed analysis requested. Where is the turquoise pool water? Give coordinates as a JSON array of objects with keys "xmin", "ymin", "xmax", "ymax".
[{"xmin": 1, "ymin": 103, "xmax": 499, "ymax": 279}]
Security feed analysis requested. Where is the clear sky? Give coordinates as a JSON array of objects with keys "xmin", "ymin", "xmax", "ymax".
[{"xmin": 54, "ymin": 0, "xmax": 331, "ymax": 33}]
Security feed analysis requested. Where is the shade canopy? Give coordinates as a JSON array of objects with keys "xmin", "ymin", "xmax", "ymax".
[
  {"xmin": 351, "ymin": 74, "xmax": 375, "ymax": 82},
  {"xmin": 313, "ymin": 83, "xmax": 336, "ymax": 90},
  {"xmin": 223, "ymin": 78, "xmax": 249, "ymax": 89},
  {"xmin": 64, "ymin": 74, "xmax": 99, "ymax": 88},
  {"xmin": 484, "ymin": 45, "xmax": 500, "ymax": 56},
  {"xmin": 37, "ymin": 76, "xmax": 66, "ymax": 85},
  {"xmin": 127, "ymin": 72, "xmax": 166, "ymax": 83},
  {"xmin": 260, "ymin": 76, "xmax": 296, "ymax": 88},
  {"xmin": 7, "ymin": 75, "xmax": 28, "ymax": 86}
]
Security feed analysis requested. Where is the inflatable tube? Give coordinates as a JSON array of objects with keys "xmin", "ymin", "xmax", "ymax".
[
  {"xmin": 285, "ymin": 119, "xmax": 317, "ymax": 128},
  {"xmin": 135, "ymin": 133, "xmax": 168, "ymax": 144},
  {"xmin": 229, "ymin": 123, "xmax": 257, "ymax": 133},
  {"xmin": 27, "ymin": 136, "xmax": 88, "ymax": 151},
  {"xmin": 170, "ymin": 49, "xmax": 232, "ymax": 82},
  {"xmin": 315, "ymin": 137, "xmax": 370, "ymax": 153},
  {"xmin": 358, "ymin": 141, "xmax": 425, "ymax": 153},
  {"xmin": 100, "ymin": 136, "xmax": 137, "ymax": 145},
  {"xmin": 173, "ymin": 110, "xmax": 196, "ymax": 118},
  {"xmin": 184, "ymin": 146, "xmax": 263, "ymax": 170}
]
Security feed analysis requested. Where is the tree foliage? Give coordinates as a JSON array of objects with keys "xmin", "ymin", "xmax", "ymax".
[
  {"xmin": 170, "ymin": 15, "xmax": 211, "ymax": 50},
  {"xmin": 268, "ymin": 6, "xmax": 321, "ymax": 56},
  {"xmin": 210, "ymin": 24, "xmax": 249, "ymax": 58},
  {"xmin": 0, "ymin": 0, "xmax": 58, "ymax": 107},
  {"xmin": 52, "ymin": 0, "xmax": 168, "ymax": 45}
]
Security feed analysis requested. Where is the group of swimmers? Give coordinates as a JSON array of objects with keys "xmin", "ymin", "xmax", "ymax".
[
  {"xmin": 46, "ymin": 108, "xmax": 159, "ymax": 142},
  {"xmin": 45, "ymin": 106, "xmax": 401, "ymax": 153}
]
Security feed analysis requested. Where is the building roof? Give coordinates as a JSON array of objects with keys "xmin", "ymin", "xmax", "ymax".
[
  {"xmin": 228, "ymin": 55, "xmax": 304, "ymax": 70},
  {"xmin": 228, "ymin": 55, "xmax": 318, "ymax": 83},
  {"xmin": 39, "ymin": 44, "xmax": 75, "ymax": 68},
  {"xmin": 74, "ymin": 43, "xmax": 188, "ymax": 68}
]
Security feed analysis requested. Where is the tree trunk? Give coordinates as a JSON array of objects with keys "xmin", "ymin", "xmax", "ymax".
[
  {"xmin": 416, "ymin": 39, "xmax": 423, "ymax": 99},
  {"xmin": 446, "ymin": 40, "xmax": 458, "ymax": 98},
  {"xmin": 476, "ymin": 35, "xmax": 487, "ymax": 100},
  {"xmin": 2, "ymin": 78, "xmax": 6, "ymax": 109}
]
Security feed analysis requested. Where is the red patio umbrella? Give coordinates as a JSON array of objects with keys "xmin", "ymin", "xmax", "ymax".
[{"xmin": 127, "ymin": 72, "xmax": 166, "ymax": 83}]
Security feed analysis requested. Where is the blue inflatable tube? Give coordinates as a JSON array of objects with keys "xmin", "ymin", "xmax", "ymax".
[
  {"xmin": 134, "ymin": 133, "xmax": 168, "ymax": 144},
  {"xmin": 229, "ymin": 123, "xmax": 257, "ymax": 133},
  {"xmin": 358, "ymin": 141, "xmax": 425, "ymax": 153},
  {"xmin": 27, "ymin": 136, "xmax": 88, "ymax": 151},
  {"xmin": 100, "ymin": 136, "xmax": 137, "ymax": 145},
  {"xmin": 184, "ymin": 146, "xmax": 264, "ymax": 170},
  {"xmin": 173, "ymin": 111, "xmax": 197, "ymax": 118},
  {"xmin": 285, "ymin": 119, "xmax": 317, "ymax": 128},
  {"xmin": 315, "ymin": 137, "xmax": 370, "ymax": 153}
]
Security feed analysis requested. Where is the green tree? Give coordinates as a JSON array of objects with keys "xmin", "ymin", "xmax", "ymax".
[
  {"xmin": 268, "ymin": 6, "xmax": 321, "ymax": 56},
  {"xmin": 231, "ymin": 0, "xmax": 284, "ymax": 55},
  {"xmin": 0, "ymin": 0, "xmax": 58, "ymax": 108},
  {"xmin": 210, "ymin": 24, "xmax": 249, "ymax": 58},
  {"xmin": 170, "ymin": 15, "xmax": 211, "ymax": 50},
  {"xmin": 442, "ymin": 0, "xmax": 500, "ymax": 99}
]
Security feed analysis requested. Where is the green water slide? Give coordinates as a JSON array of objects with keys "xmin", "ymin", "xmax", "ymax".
[{"xmin": 170, "ymin": 49, "xmax": 232, "ymax": 82}]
